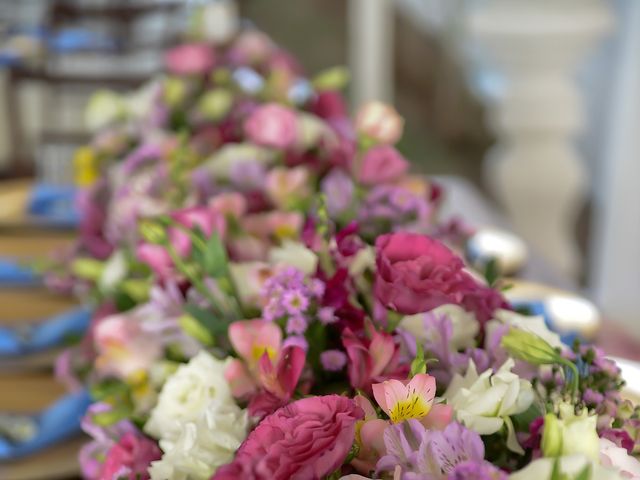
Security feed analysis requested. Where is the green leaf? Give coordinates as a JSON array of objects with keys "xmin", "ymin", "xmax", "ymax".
[
  {"xmin": 93, "ymin": 406, "xmax": 132, "ymax": 427},
  {"xmin": 203, "ymin": 233, "xmax": 228, "ymax": 278},
  {"xmin": 179, "ymin": 314, "xmax": 214, "ymax": 346},
  {"xmin": 410, "ymin": 342, "xmax": 427, "ymax": 376},
  {"xmin": 484, "ymin": 257, "xmax": 500, "ymax": 287},
  {"xmin": 184, "ymin": 304, "xmax": 229, "ymax": 336}
]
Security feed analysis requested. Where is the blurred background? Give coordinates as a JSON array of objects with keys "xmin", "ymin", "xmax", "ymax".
[{"xmin": 0, "ymin": 0, "xmax": 638, "ymax": 477}]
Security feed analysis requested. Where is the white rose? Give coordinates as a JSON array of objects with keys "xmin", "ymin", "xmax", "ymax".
[
  {"xmin": 269, "ymin": 241, "xmax": 318, "ymax": 274},
  {"xmin": 149, "ymin": 399, "xmax": 248, "ymax": 480},
  {"xmin": 510, "ymin": 454, "xmax": 623, "ymax": 480},
  {"xmin": 144, "ymin": 351, "xmax": 233, "ymax": 441},
  {"xmin": 492, "ymin": 309, "xmax": 564, "ymax": 349},
  {"xmin": 401, "ymin": 304, "xmax": 479, "ymax": 351},
  {"xmin": 444, "ymin": 358, "xmax": 534, "ymax": 453}
]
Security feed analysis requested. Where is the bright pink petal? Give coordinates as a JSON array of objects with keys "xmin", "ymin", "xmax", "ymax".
[
  {"xmin": 276, "ymin": 346, "xmax": 305, "ymax": 399},
  {"xmin": 354, "ymin": 395, "xmax": 378, "ymax": 420},
  {"xmin": 369, "ymin": 329, "xmax": 395, "ymax": 377}
]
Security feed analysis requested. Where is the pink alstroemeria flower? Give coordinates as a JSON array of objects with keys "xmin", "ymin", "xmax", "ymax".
[
  {"xmin": 342, "ymin": 322, "xmax": 407, "ymax": 392},
  {"xmin": 372, "ymin": 373, "xmax": 453, "ymax": 429},
  {"xmin": 229, "ymin": 319, "xmax": 282, "ymax": 367},
  {"xmin": 351, "ymin": 395, "xmax": 389, "ymax": 474}
]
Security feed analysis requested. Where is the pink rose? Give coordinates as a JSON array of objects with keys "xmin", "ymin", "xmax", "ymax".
[
  {"xmin": 357, "ymin": 146, "xmax": 409, "ymax": 186},
  {"xmin": 375, "ymin": 232, "xmax": 469, "ymax": 315},
  {"xmin": 100, "ymin": 432, "xmax": 161, "ymax": 480},
  {"xmin": 164, "ymin": 43, "xmax": 215, "ymax": 75},
  {"xmin": 311, "ymin": 91, "xmax": 348, "ymax": 121},
  {"xmin": 213, "ymin": 395, "xmax": 364, "ymax": 480},
  {"xmin": 244, "ymin": 103, "xmax": 298, "ymax": 149},
  {"xmin": 375, "ymin": 232, "xmax": 509, "ymax": 322}
]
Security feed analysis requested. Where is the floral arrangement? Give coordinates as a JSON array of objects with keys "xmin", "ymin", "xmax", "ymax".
[{"xmin": 47, "ymin": 23, "xmax": 640, "ymax": 480}]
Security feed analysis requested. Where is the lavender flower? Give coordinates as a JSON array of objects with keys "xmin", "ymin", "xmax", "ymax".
[
  {"xmin": 448, "ymin": 460, "xmax": 508, "ymax": 480},
  {"xmin": 377, "ymin": 420, "xmax": 486, "ymax": 480},
  {"xmin": 321, "ymin": 168, "xmax": 354, "ymax": 217},
  {"xmin": 320, "ymin": 350, "xmax": 347, "ymax": 371}
]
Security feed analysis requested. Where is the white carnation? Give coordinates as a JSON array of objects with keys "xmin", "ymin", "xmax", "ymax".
[
  {"xmin": 444, "ymin": 358, "xmax": 534, "ymax": 453},
  {"xmin": 144, "ymin": 351, "xmax": 234, "ymax": 441},
  {"xmin": 149, "ymin": 399, "xmax": 248, "ymax": 480}
]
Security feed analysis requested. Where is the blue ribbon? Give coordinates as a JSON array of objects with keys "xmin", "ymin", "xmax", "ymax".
[
  {"xmin": 27, "ymin": 183, "xmax": 80, "ymax": 228},
  {"xmin": 0, "ymin": 390, "xmax": 91, "ymax": 460},
  {"xmin": 0, "ymin": 306, "xmax": 92, "ymax": 356},
  {"xmin": 0, "ymin": 258, "xmax": 38, "ymax": 287}
]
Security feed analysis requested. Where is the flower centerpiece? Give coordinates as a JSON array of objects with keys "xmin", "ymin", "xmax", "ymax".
[{"xmin": 45, "ymin": 22, "xmax": 639, "ymax": 480}]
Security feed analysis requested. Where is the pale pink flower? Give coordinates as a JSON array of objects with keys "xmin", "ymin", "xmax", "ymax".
[{"xmin": 355, "ymin": 101, "xmax": 404, "ymax": 145}]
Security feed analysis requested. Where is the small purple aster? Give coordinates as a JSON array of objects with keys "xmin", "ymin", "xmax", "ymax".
[
  {"xmin": 318, "ymin": 306, "xmax": 337, "ymax": 325},
  {"xmin": 282, "ymin": 289, "xmax": 310, "ymax": 316},
  {"xmin": 320, "ymin": 350, "xmax": 347, "ymax": 371},
  {"xmin": 286, "ymin": 314, "xmax": 308, "ymax": 335}
]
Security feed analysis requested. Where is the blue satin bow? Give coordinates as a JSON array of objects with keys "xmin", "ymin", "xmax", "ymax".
[
  {"xmin": 0, "ymin": 390, "xmax": 91, "ymax": 460},
  {"xmin": 0, "ymin": 306, "xmax": 92, "ymax": 357}
]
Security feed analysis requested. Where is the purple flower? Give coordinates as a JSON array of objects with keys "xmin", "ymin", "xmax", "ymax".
[
  {"xmin": 286, "ymin": 314, "xmax": 308, "ymax": 334},
  {"xmin": 321, "ymin": 168, "xmax": 355, "ymax": 216},
  {"xmin": 229, "ymin": 161, "xmax": 268, "ymax": 191},
  {"xmin": 282, "ymin": 289, "xmax": 310, "ymax": 315},
  {"xmin": 448, "ymin": 460, "xmax": 508, "ymax": 480},
  {"xmin": 378, "ymin": 420, "xmax": 486, "ymax": 480},
  {"xmin": 283, "ymin": 335, "xmax": 308, "ymax": 351},
  {"xmin": 320, "ymin": 350, "xmax": 348, "ymax": 371},
  {"xmin": 318, "ymin": 306, "xmax": 337, "ymax": 325}
]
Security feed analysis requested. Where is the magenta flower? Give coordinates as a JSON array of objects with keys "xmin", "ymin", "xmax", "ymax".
[
  {"xmin": 100, "ymin": 432, "xmax": 161, "ymax": 480},
  {"xmin": 244, "ymin": 103, "xmax": 298, "ymax": 149},
  {"xmin": 357, "ymin": 145, "xmax": 409, "ymax": 186},
  {"xmin": 213, "ymin": 395, "xmax": 364, "ymax": 480}
]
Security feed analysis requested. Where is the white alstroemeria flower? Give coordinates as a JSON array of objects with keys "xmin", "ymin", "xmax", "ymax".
[
  {"xmin": 401, "ymin": 304, "xmax": 479, "ymax": 351},
  {"xmin": 269, "ymin": 240, "xmax": 318, "ymax": 275},
  {"xmin": 444, "ymin": 358, "xmax": 534, "ymax": 453},
  {"xmin": 492, "ymin": 309, "xmax": 564, "ymax": 350},
  {"xmin": 144, "ymin": 351, "xmax": 234, "ymax": 441},
  {"xmin": 98, "ymin": 250, "xmax": 128, "ymax": 294},
  {"xmin": 149, "ymin": 399, "xmax": 248, "ymax": 480},
  {"xmin": 202, "ymin": 144, "xmax": 275, "ymax": 180},
  {"xmin": 509, "ymin": 454, "xmax": 623, "ymax": 480}
]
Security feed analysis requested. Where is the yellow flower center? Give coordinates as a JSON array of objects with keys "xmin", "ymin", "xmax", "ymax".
[
  {"xmin": 389, "ymin": 395, "xmax": 432, "ymax": 423},
  {"xmin": 251, "ymin": 345, "xmax": 277, "ymax": 362}
]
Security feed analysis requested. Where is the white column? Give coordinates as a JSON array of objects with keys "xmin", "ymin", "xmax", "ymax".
[
  {"xmin": 466, "ymin": 0, "xmax": 612, "ymax": 279},
  {"xmin": 590, "ymin": 1, "xmax": 640, "ymax": 333},
  {"xmin": 348, "ymin": 0, "xmax": 394, "ymax": 107}
]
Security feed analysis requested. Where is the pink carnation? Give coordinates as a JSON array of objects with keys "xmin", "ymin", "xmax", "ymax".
[
  {"xmin": 357, "ymin": 146, "xmax": 409, "ymax": 186},
  {"xmin": 374, "ymin": 232, "xmax": 469, "ymax": 315},
  {"xmin": 100, "ymin": 432, "xmax": 161, "ymax": 480},
  {"xmin": 374, "ymin": 232, "xmax": 509, "ymax": 322},
  {"xmin": 164, "ymin": 43, "xmax": 215, "ymax": 75},
  {"xmin": 244, "ymin": 103, "xmax": 298, "ymax": 149},
  {"xmin": 213, "ymin": 395, "xmax": 364, "ymax": 480}
]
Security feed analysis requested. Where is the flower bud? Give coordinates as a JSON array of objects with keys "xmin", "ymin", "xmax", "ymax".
[
  {"xmin": 139, "ymin": 220, "xmax": 167, "ymax": 245},
  {"xmin": 501, "ymin": 328, "xmax": 561, "ymax": 365}
]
